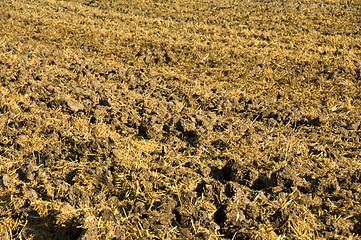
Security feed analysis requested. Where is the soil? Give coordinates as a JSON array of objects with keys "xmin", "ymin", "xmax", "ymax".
[{"xmin": 0, "ymin": 0, "xmax": 361, "ymax": 239}]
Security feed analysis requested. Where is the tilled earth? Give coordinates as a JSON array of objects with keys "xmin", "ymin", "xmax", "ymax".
[{"xmin": 0, "ymin": 0, "xmax": 361, "ymax": 239}]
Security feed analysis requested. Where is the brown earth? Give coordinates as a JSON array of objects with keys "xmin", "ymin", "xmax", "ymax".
[{"xmin": 0, "ymin": 0, "xmax": 361, "ymax": 239}]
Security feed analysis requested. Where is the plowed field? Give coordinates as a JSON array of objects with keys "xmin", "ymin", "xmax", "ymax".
[{"xmin": 0, "ymin": 0, "xmax": 361, "ymax": 239}]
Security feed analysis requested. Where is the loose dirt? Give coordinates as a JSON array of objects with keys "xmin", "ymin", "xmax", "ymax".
[{"xmin": 0, "ymin": 0, "xmax": 360, "ymax": 239}]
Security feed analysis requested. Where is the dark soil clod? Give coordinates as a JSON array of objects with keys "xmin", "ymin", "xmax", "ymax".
[{"xmin": 17, "ymin": 163, "xmax": 36, "ymax": 182}]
